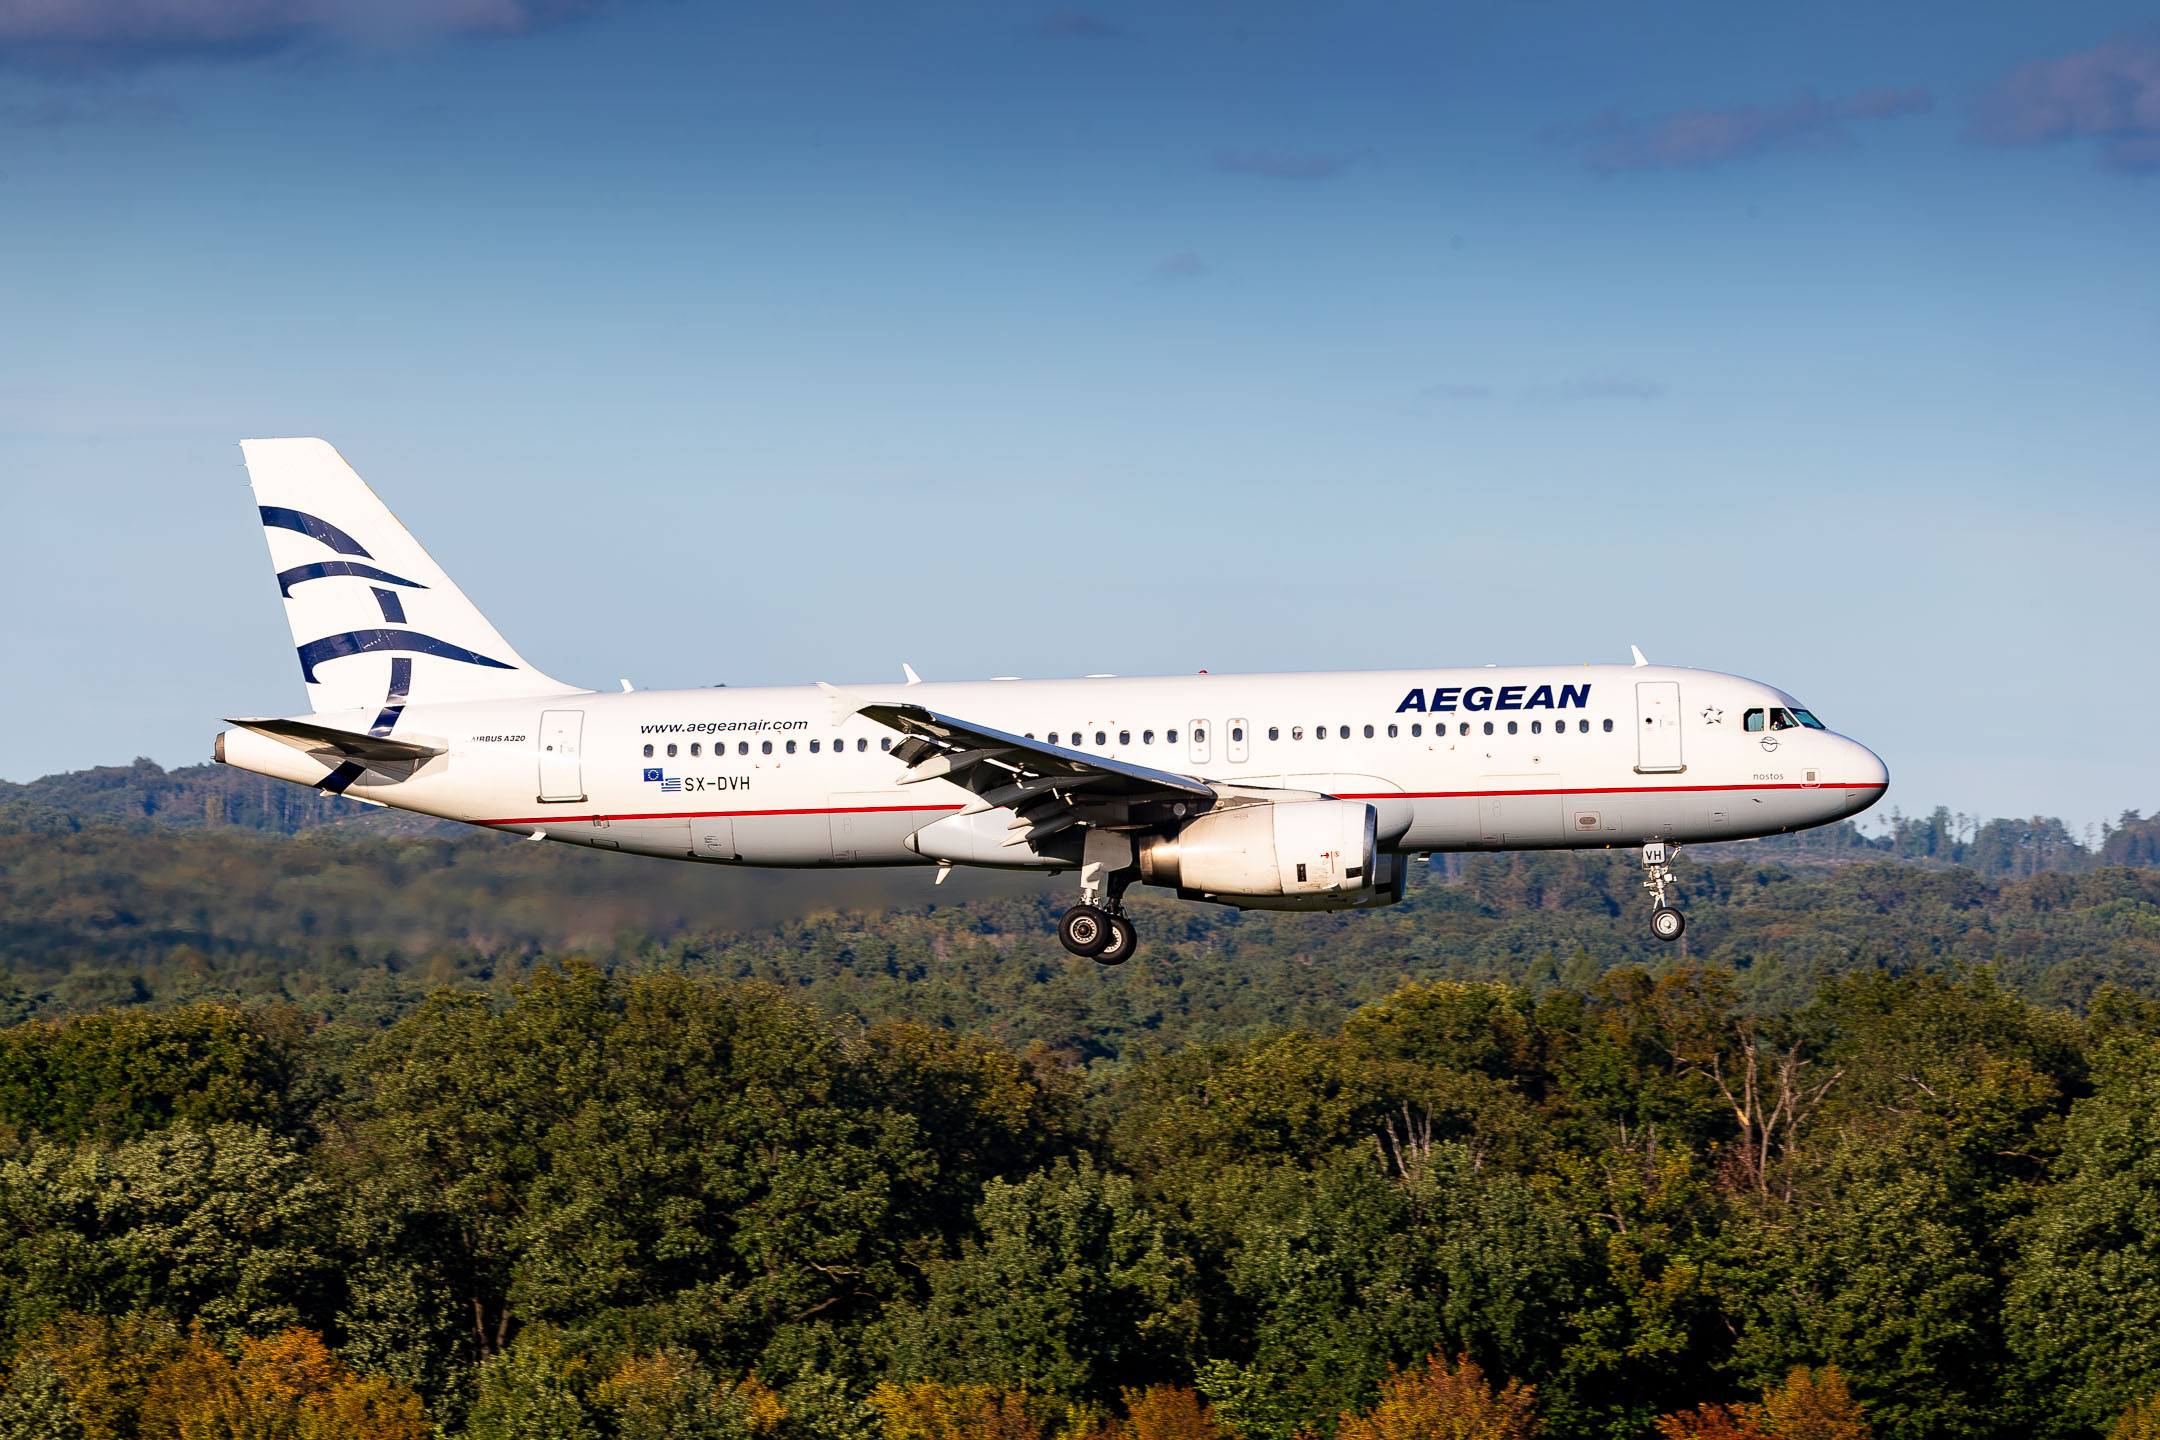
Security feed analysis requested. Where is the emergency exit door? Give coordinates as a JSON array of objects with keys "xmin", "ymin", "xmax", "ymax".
[
  {"xmin": 1634, "ymin": 683, "xmax": 1684, "ymax": 774},
  {"xmin": 538, "ymin": 710, "xmax": 586, "ymax": 802}
]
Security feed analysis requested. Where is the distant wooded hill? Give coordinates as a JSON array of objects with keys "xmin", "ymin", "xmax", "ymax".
[
  {"xmin": 5, "ymin": 759, "xmax": 2160, "ymax": 1036},
  {"xmin": 10, "ymin": 757, "xmax": 2160, "ymax": 874}
]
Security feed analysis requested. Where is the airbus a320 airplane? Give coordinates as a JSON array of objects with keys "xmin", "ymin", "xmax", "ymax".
[{"xmin": 217, "ymin": 440, "xmax": 1889, "ymax": 963}]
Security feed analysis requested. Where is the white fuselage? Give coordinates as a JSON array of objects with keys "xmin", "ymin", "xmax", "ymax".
[{"xmin": 218, "ymin": 663, "xmax": 1889, "ymax": 873}]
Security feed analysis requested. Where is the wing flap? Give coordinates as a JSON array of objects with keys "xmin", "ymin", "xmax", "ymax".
[{"xmin": 852, "ymin": 698, "xmax": 1216, "ymax": 801}]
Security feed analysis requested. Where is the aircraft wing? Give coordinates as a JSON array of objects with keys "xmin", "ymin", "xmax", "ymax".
[{"xmin": 826, "ymin": 687, "xmax": 1217, "ymax": 848}]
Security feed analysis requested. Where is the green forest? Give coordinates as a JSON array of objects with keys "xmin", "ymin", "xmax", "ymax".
[{"xmin": 5, "ymin": 761, "xmax": 2160, "ymax": 1438}]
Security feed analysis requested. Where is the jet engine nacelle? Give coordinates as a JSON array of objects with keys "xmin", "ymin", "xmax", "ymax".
[{"xmin": 1138, "ymin": 799, "xmax": 1377, "ymax": 904}]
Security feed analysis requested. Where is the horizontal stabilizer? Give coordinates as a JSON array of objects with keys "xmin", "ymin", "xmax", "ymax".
[{"xmin": 225, "ymin": 717, "xmax": 447, "ymax": 765}]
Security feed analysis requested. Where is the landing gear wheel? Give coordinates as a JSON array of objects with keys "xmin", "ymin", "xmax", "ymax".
[
  {"xmin": 1059, "ymin": 905, "xmax": 1112, "ymax": 958},
  {"xmin": 1093, "ymin": 915, "xmax": 1138, "ymax": 966},
  {"xmin": 1651, "ymin": 906, "xmax": 1686, "ymax": 943}
]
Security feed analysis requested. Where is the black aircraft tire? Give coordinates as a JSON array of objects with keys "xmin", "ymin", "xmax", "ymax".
[
  {"xmin": 1094, "ymin": 915, "xmax": 1138, "ymax": 966},
  {"xmin": 1651, "ymin": 906, "xmax": 1686, "ymax": 943},
  {"xmin": 1059, "ymin": 905, "xmax": 1112, "ymax": 957}
]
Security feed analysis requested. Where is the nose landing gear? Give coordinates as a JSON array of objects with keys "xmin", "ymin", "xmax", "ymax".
[{"xmin": 1641, "ymin": 842, "xmax": 1685, "ymax": 942}]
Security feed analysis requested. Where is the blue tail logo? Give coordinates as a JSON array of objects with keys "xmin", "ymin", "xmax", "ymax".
[
  {"xmin": 276, "ymin": 561, "xmax": 428, "ymax": 598},
  {"xmin": 260, "ymin": 505, "xmax": 371, "ymax": 557},
  {"xmin": 297, "ymin": 628, "xmax": 516, "ymax": 684}
]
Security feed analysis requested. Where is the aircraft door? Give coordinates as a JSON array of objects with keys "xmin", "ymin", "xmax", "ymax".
[
  {"xmin": 1635, "ymin": 682, "xmax": 1684, "ymax": 773},
  {"xmin": 1479, "ymin": 796, "xmax": 1502, "ymax": 845},
  {"xmin": 538, "ymin": 710, "xmax": 586, "ymax": 802},
  {"xmin": 830, "ymin": 794, "xmax": 921, "ymax": 863},
  {"xmin": 1227, "ymin": 718, "xmax": 1250, "ymax": 763},
  {"xmin": 1188, "ymin": 720, "xmax": 1211, "ymax": 767},
  {"xmin": 690, "ymin": 818, "xmax": 737, "ymax": 860}
]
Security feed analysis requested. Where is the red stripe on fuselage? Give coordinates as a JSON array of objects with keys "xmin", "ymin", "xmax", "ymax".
[
  {"xmin": 473, "ymin": 781, "xmax": 1885, "ymax": 829},
  {"xmin": 1336, "ymin": 781, "xmax": 1889, "ymax": 801},
  {"xmin": 476, "ymin": 803, "xmax": 966, "ymax": 827}
]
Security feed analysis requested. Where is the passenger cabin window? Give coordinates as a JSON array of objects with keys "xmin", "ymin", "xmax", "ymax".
[
  {"xmin": 881, "ymin": 737, "xmax": 892, "ymax": 751},
  {"xmin": 1313, "ymin": 725, "xmax": 1325, "ymax": 741},
  {"xmin": 1602, "ymin": 719, "xmax": 1614, "ymax": 732},
  {"xmin": 1142, "ymin": 730, "xmax": 1154, "ymax": 744},
  {"xmin": 1459, "ymin": 722, "xmax": 1470, "ymax": 736},
  {"xmin": 1340, "ymin": 725, "xmax": 1351, "ymax": 739},
  {"xmin": 1119, "ymin": 730, "xmax": 1132, "ymax": 746},
  {"xmin": 691, "ymin": 743, "xmax": 702, "ymax": 756},
  {"xmin": 666, "ymin": 744, "xmax": 678, "ymax": 758},
  {"xmin": 809, "ymin": 740, "xmax": 820, "ymax": 753},
  {"xmin": 1530, "ymin": 721, "xmax": 1540, "ymax": 734},
  {"xmin": 1267, "ymin": 726, "xmax": 1278, "ymax": 741},
  {"xmin": 1095, "ymin": 731, "xmax": 1107, "ymax": 746},
  {"xmin": 858, "ymin": 737, "xmax": 868, "ymax": 751},
  {"xmin": 1167, "ymin": 728, "xmax": 1179, "ymax": 744},
  {"xmin": 642, "ymin": 744, "xmax": 654, "ymax": 758},
  {"xmin": 739, "ymin": 741, "xmax": 749, "ymax": 755},
  {"xmin": 762, "ymin": 740, "xmax": 772, "ymax": 754},
  {"xmin": 1386, "ymin": 724, "xmax": 1397, "ymax": 738},
  {"xmin": 1483, "ymin": 721, "xmax": 1494, "ymax": 736},
  {"xmin": 1291, "ymin": 726, "xmax": 1304, "ymax": 740},
  {"xmin": 1411, "ymin": 723, "xmax": 1421, "ymax": 737},
  {"xmin": 1507, "ymin": 720, "xmax": 1518, "ymax": 735},
  {"xmin": 785, "ymin": 740, "xmax": 796, "ymax": 754}
]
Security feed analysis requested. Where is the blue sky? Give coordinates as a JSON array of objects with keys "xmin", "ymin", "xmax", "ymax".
[{"xmin": 2, "ymin": 0, "xmax": 2156, "ymax": 830}]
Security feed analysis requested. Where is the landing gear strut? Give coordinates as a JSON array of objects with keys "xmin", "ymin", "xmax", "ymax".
[
  {"xmin": 1641, "ymin": 842, "xmax": 1685, "ymax": 943},
  {"xmin": 1059, "ymin": 842, "xmax": 1140, "ymax": 964}
]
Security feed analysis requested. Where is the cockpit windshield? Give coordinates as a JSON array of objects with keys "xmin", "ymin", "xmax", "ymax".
[{"xmin": 1745, "ymin": 706, "xmax": 1828, "ymax": 732}]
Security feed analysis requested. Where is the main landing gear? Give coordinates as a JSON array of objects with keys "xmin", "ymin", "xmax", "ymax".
[
  {"xmin": 1059, "ymin": 841, "xmax": 1140, "ymax": 964},
  {"xmin": 1641, "ymin": 842, "xmax": 1685, "ymax": 943},
  {"xmin": 1058, "ymin": 904, "xmax": 1137, "ymax": 964}
]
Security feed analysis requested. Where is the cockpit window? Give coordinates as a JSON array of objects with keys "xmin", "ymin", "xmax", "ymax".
[{"xmin": 1750, "ymin": 705, "xmax": 1826, "ymax": 731}]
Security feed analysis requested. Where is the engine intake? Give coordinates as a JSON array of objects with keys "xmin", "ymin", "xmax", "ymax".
[{"xmin": 1139, "ymin": 799, "xmax": 1377, "ymax": 899}]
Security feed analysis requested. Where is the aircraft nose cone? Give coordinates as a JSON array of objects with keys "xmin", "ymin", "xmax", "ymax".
[
  {"xmin": 1849, "ymin": 737, "xmax": 1889, "ymax": 790},
  {"xmin": 1837, "ymin": 736, "xmax": 1889, "ymax": 816}
]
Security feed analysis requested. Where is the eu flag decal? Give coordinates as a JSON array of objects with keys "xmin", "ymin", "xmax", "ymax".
[{"xmin": 643, "ymin": 768, "xmax": 663, "ymax": 782}]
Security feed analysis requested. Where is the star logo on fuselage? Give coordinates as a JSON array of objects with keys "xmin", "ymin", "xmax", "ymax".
[{"xmin": 1701, "ymin": 706, "xmax": 1723, "ymax": 724}]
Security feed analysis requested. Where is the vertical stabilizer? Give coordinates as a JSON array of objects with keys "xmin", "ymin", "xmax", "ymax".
[{"xmin": 241, "ymin": 438, "xmax": 584, "ymax": 717}]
